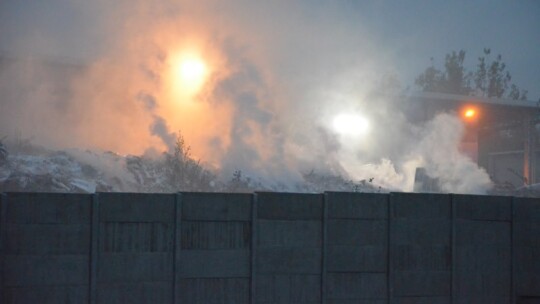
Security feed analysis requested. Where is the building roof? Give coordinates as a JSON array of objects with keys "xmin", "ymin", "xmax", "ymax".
[{"xmin": 407, "ymin": 91, "xmax": 540, "ymax": 109}]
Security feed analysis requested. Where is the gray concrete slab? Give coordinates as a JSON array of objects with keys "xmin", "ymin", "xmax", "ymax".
[
  {"xmin": 514, "ymin": 222, "xmax": 540, "ymax": 246},
  {"xmin": 256, "ymin": 192, "xmax": 322, "ymax": 220},
  {"xmin": 177, "ymin": 278, "xmax": 249, "ymax": 304},
  {"xmin": 6, "ymin": 193, "xmax": 91, "ymax": 224},
  {"xmin": 327, "ymin": 219, "xmax": 386, "ymax": 246},
  {"xmin": 454, "ymin": 296, "xmax": 511, "ymax": 304},
  {"xmin": 392, "ymin": 297, "xmax": 450, "ymax": 304},
  {"xmin": 327, "ymin": 245, "xmax": 386, "ymax": 272},
  {"xmin": 454, "ymin": 271, "xmax": 510, "ymax": 296},
  {"xmin": 516, "ymin": 274, "xmax": 540, "ymax": 296},
  {"xmin": 392, "ymin": 271, "xmax": 451, "ymax": 296},
  {"xmin": 514, "ymin": 198, "xmax": 540, "ymax": 297},
  {"xmin": 98, "ymin": 253, "xmax": 173, "ymax": 283},
  {"xmin": 514, "ymin": 197, "xmax": 540, "ymax": 221},
  {"xmin": 392, "ymin": 245, "xmax": 450, "ymax": 271},
  {"xmin": 255, "ymin": 274, "xmax": 321, "ymax": 303},
  {"xmin": 455, "ymin": 245, "xmax": 511, "ymax": 273},
  {"xmin": 4, "ymin": 224, "xmax": 90, "ymax": 255},
  {"xmin": 453, "ymin": 194, "xmax": 511, "ymax": 221},
  {"xmin": 392, "ymin": 219, "xmax": 451, "ymax": 245},
  {"xmin": 3, "ymin": 285, "xmax": 88, "ymax": 304},
  {"xmin": 178, "ymin": 250, "xmax": 250, "ymax": 278},
  {"xmin": 454, "ymin": 217, "xmax": 511, "ymax": 299},
  {"xmin": 257, "ymin": 220, "xmax": 321, "ymax": 247},
  {"xmin": 327, "ymin": 300, "xmax": 387, "ymax": 304},
  {"xmin": 326, "ymin": 272, "xmax": 387, "ymax": 300},
  {"xmin": 181, "ymin": 192, "xmax": 252, "ymax": 221},
  {"xmin": 517, "ymin": 296, "xmax": 540, "ymax": 303},
  {"xmin": 99, "ymin": 222, "xmax": 173, "ymax": 253},
  {"xmin": 4, "ymin": 255, "xmax": 89, "ymax": 286},
  {"xmin": 326, "ymin": 192, "xmax": 388, "ymax": 219},
  {"xmin": 181, "ymin": 221, "xmax": 250, "ymax": 250},
  {"xmin": 390, "ymin": 193, "xmax": 450, "ymax": 219},
  {"xmin": 98, "ymin": 282, "xmax": 172, "ymax": 304},
  {"xmin": 0, "ymin": 191, "xmax": 538, "ymax": 303},
  {"xmin": 99, "ymin": 193, "xmax": 175, "ymax": 222},
  {"xmin": 455, "ymin": 220, "xmax": 510, "ymax": 246},
  {"xmin": 515, "ymin": 246, "xmax": 540, "ymax": 273},
  {"xmin": 256, "ymin": 247, "xmax": 322, "ymax": 274}
]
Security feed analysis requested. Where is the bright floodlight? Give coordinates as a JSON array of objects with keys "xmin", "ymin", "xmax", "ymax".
[
  {"xmin": 174, "ymin": 56, "xmax": 208, "ymax": 95},
  {"xmin": 462, "ymin": 107, "xmax": 478, "ymax": 122},
  {"xmin": 332, "ymin": 113, "xmax": 370, "ymax": 136},
  {"xmin": 179, "ymin": 59, "xmax": 206, "ymax": 82},
  {"xmin": 464, "ymin": 109, "xmax": 475, "ymax": 118}
]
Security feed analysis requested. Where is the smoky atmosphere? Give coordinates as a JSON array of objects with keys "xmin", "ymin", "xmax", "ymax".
[{"xmin": 1, "ymin": 0, "xmax": 539, "ymax": 195}]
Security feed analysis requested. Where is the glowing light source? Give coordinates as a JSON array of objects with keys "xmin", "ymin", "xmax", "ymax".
[
  {"xmin": 332, "ymin": 113, "xmax": 370, "ymax": 136},
  {"xmin": 179, "ymin": 59, "xmax": 206, "ymax": 83},
  {"xmin": 462, "ymin": 107, "xmax": 478, "ymax": 121},
  {"xmin": 172, "ymin": 54, "xmax": 208, "ymax": 95}
]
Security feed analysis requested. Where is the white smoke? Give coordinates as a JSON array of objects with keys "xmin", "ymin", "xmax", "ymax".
[
  {"xmin": 415, "ymin": 113, "xmax": 492, "ymax": 194},
  {"xmin": 0, "ymin": 0, "xmax": 494, "ymax": 194},
  {"xmin": 335, "ymin": 112, "xmax": 492, "ymax": 194}
]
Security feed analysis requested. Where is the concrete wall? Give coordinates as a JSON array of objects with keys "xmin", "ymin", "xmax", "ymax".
[{"xmin": 0, "ymin": 192, "xmax": 539, "ymax": 304}]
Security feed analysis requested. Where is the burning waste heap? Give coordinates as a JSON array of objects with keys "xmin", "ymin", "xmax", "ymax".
[
  {"xmin": 0, "ymin": 1, "xmax": 522, "ymax": 196},
  {"xmin": 0, "ymin": 137, "xmax": 381, "ymax": 193},
  {"xmin": 0, "ymin": 109, "xmax": 498, "ymax": 195}
]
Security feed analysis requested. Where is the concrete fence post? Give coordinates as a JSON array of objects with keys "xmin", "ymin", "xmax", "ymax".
[
  {"xmin": 0, "ymin": 192, "xmax": 6, "ymax": 301},
  {"xmin": 250, "ymin": 193, "xmax": 258, "ymax": 304},
  {"xmin": 389, "ymin": 193, "xmax": 452, "ymax": 303},
  {"xmin": 89, "ymin": 193, "xmax": 99, "ymax": 304},
  {"xmin": 511, "ymin": 197, "xmax": 516, "ymax": 304},
  {"xmin": 173, "ymin": 193, "xmax": 182, "ymax": 304},
  {"xmin": 385, "ymin": 194, "xmax": 390, "ymax": 304},
  {"xmin": 321, "ymin": 193, "xmax": 328, "ymax": 304},
  {"xmin": 388, "ymin": 193, "xmax": 393, "ymax": 304},
  {"xmin": 450, "ymin": 193, "xmax": 456, "ymax": 304}
]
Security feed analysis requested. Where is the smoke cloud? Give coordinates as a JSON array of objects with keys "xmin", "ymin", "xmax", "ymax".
[{"xmin": 0, "ymin": 0, "xmax": 492, "ymax": 193}]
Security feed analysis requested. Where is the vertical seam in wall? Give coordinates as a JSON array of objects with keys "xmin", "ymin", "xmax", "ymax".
[
  {"xmin": 450, "ymin": 194, "xmax": 456, "ymax": 304},
  {"xmin": 387, "ymin": 193, "xmax": 392, "ymax": 304},
  {"xmin": 0, "ymin": 193, "xmax": 6, "ymax": 302},
  {"xmin": 89, "ymin": 193, "xmax": 99, "ymax": 304},
  {"xmin": 250, "ymin": 193, "xmax": 258, "ymax": 304},
  {"xmin": 321, "ymin": 193, "xmax": 328, "ymax": 304},
  {"xmin": 511, "ymin": 197, "xmax": 515, "ymax": 304},
  {"xmin": 173, "ymin": 193, "xmax": 182, "ymax": 304}
]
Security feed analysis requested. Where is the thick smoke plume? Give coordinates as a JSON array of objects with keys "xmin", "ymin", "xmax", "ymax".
[{"xmin": 0, "ymin": 0, "xmax": 492, "ymax": 194}]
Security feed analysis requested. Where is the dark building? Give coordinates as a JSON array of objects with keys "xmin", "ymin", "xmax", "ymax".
[{"xmin": 406, "ymin": 91, "xmax": 540, "ymax": 189}]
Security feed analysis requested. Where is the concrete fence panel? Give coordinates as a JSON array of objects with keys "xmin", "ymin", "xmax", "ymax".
[
  {"xmin": 390, "ymin": 193, "xmax": 451, "ymax": 304},
  {"xmin": 453, "ymin": 195, "xmax": 512, "ymax": 304},
  {"xmin": 1, "ymin": 193, "xmax": 92, "ymax": 304},
  {"xmin": 514, "ymin": 197, "xmax": 540, "ymax": 303},
  {"xmin": 325, "ymin": 192, "xmax": 388, "ymax": 304},
  {"xmin": 177, "ymin": 192, "xmax": 252, "ymax": 304},
  {"xmin": 255, "ymin": 192, "xmax": 323, "ymax": 304},
  {"xmin": 97, "ymin": 193, "xmax": 175, "ymax": 304},
  {"xmin": 0, "ymin": 191, "xmax": 539, "ymax": 304}
]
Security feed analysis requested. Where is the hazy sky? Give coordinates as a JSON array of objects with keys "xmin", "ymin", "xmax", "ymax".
[
  {"xmin": 1, "ymin": 0, "xmax": 525, "ymax": 193},
  {"xmin": 1, "ymin": 0, "xmax": 539, "ymax": 99}
]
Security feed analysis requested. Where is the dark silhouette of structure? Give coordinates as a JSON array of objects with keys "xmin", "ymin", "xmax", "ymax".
[{"xmin": 406, "ymin": 91, "xmax": 540, "ymax": 189}]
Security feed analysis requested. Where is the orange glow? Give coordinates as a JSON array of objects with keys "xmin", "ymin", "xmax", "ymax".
[
  {"xmin": 52, "ymin": 15, "xmax": 238, "ymax": 160},
  {"xmin": 462, "ymin": 107, "xmax": 478, "ymax": 121},
  {"xmin": 180, "ymin": 59, "xmax": 205, "ymax": 81},
  {"xmin": 170, "ymin": 53, "xmax": 209, "ymax": 97},
  {"xmin": 157, "ymin": 41, "xmax": 233, "ymax": 164}
]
